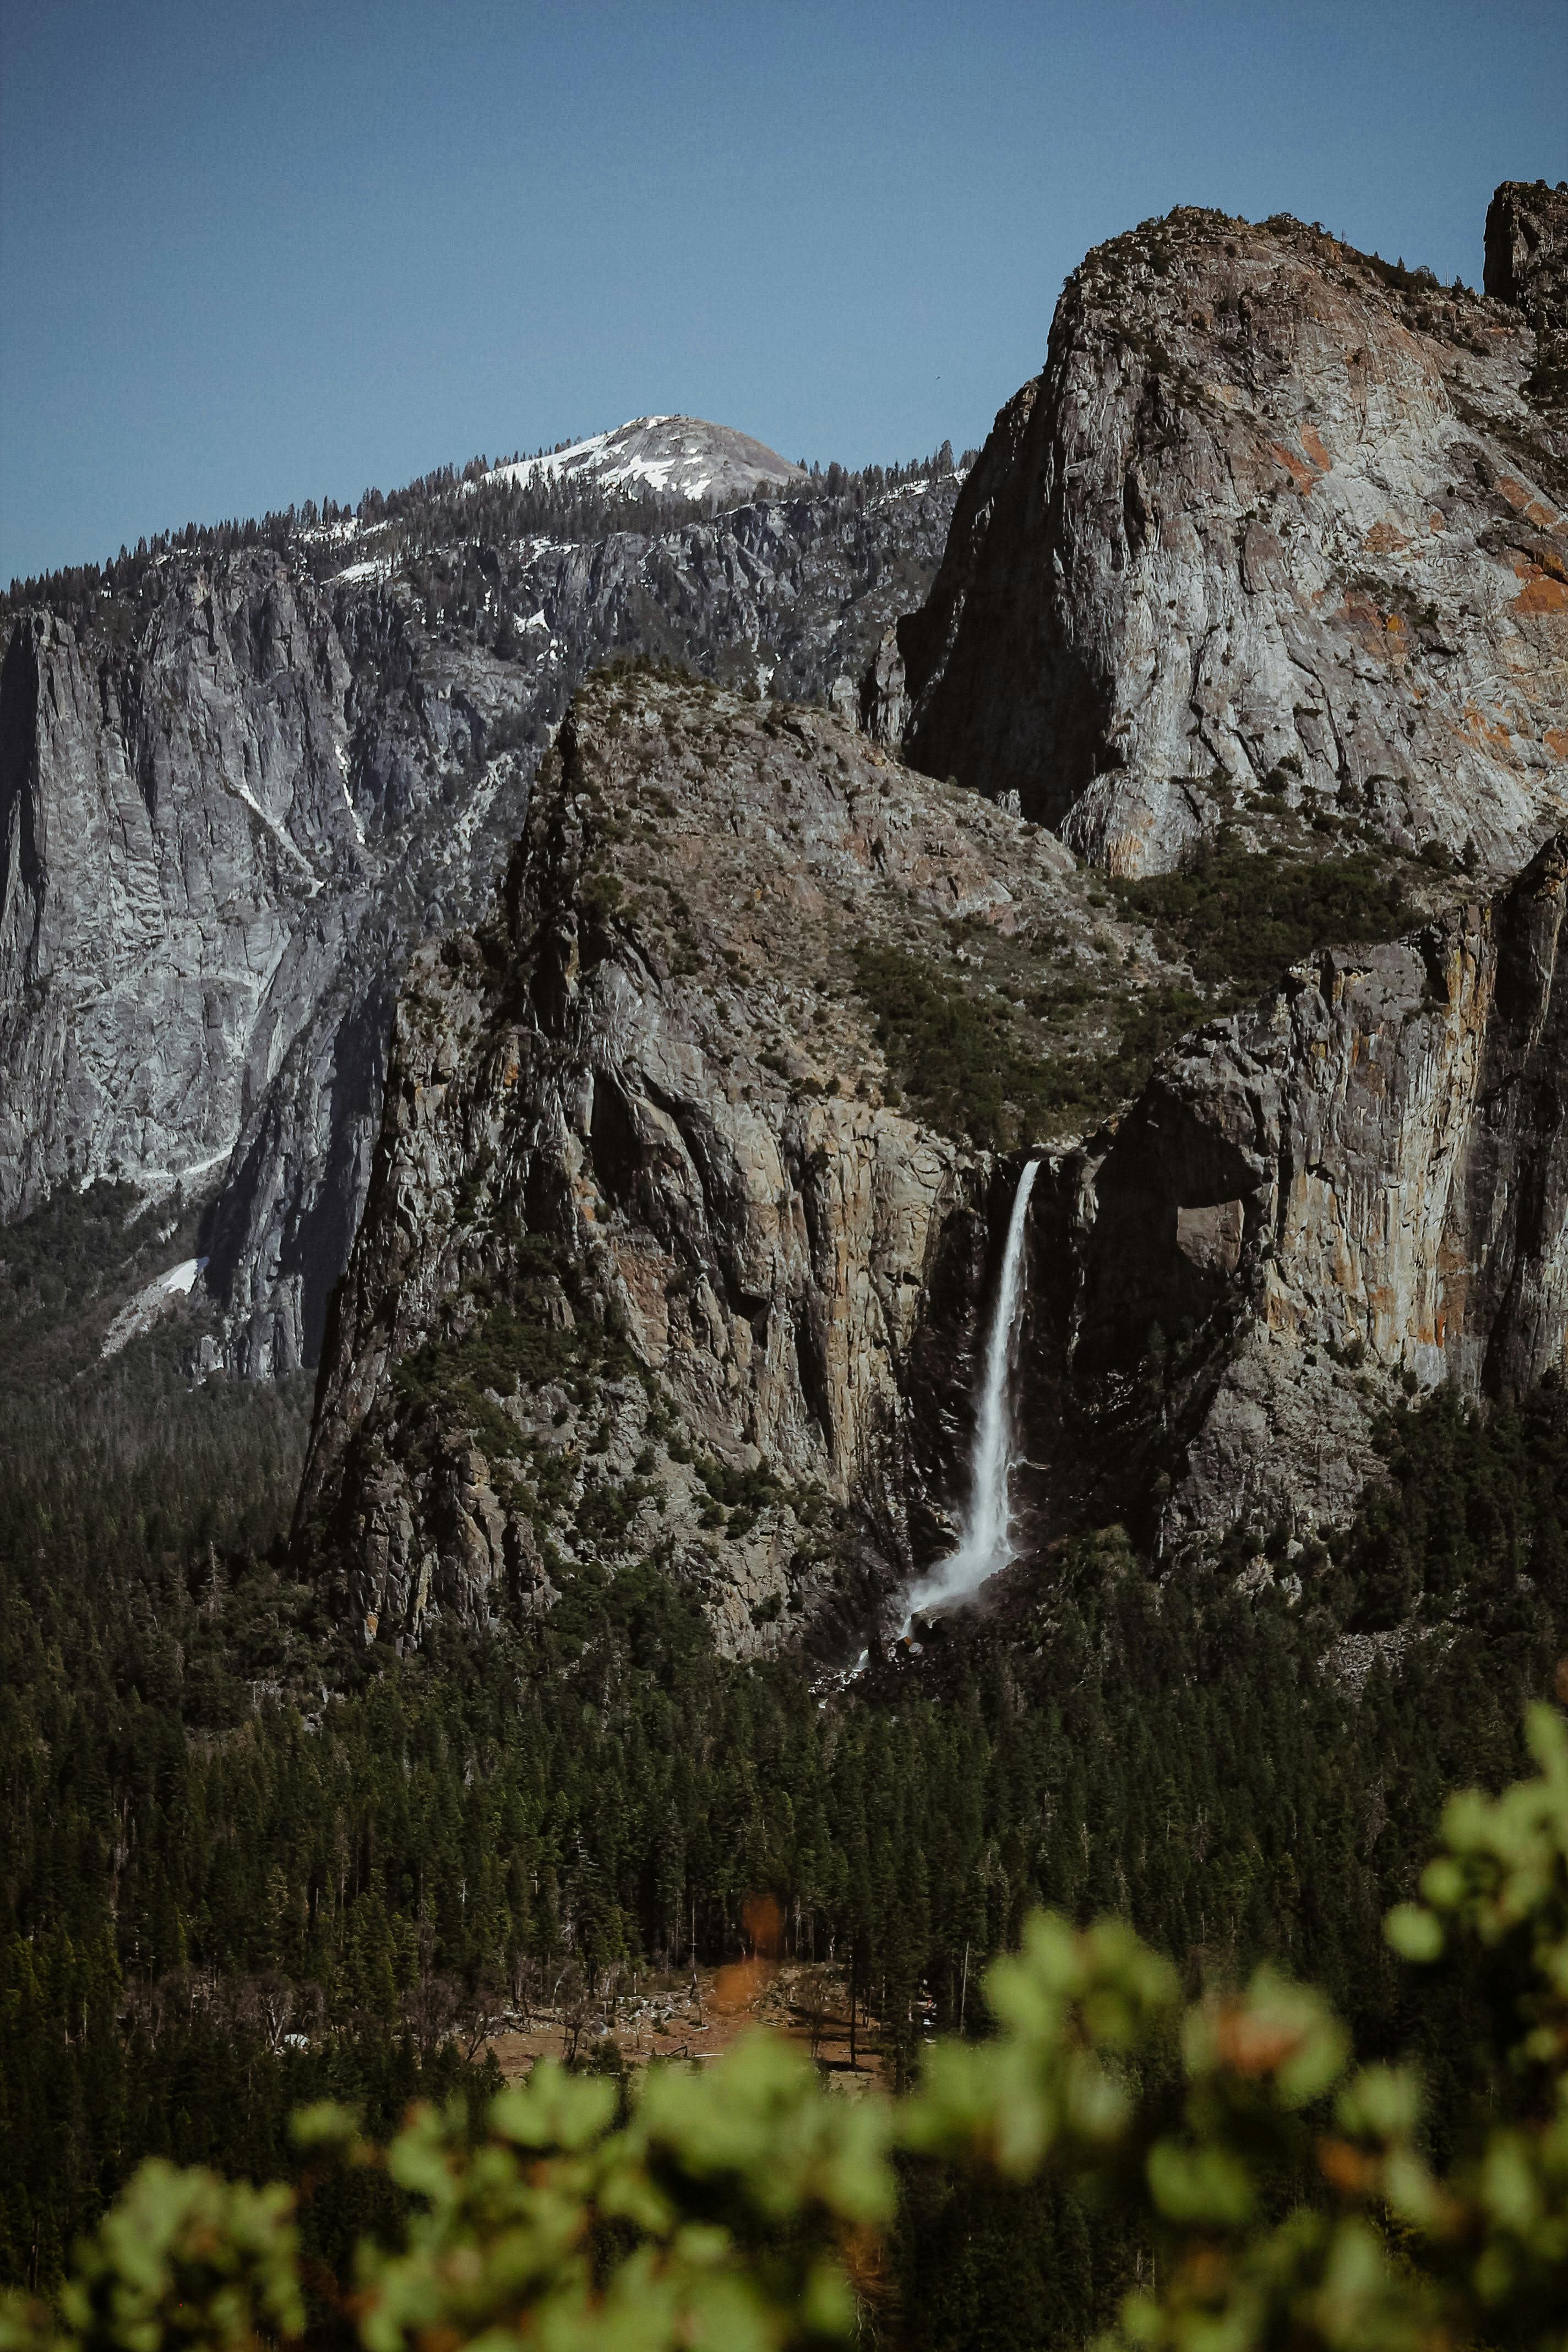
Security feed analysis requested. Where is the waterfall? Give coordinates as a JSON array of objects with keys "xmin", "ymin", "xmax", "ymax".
[{"xmin": 901, "ymin": 1157, "xmax": 1041, "ymax": 1632}]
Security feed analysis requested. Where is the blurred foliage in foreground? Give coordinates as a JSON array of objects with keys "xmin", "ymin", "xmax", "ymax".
[{"xmin": 6, "ymin": 1703, "xmax": 1568, "ymax": 2352}]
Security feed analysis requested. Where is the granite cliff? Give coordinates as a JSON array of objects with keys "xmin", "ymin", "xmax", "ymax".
[
  {"xmin": 1011, "ymin": 834, "xmax": 1568, "ymax": 1575},
  {"xmin": 293, "ymin": 665, "xmax": 1195, "ymax": 1655},
  {"xmin": 0, "ymin": 563, "xmax": 527, "ymax": 1375},
  {"xmin": 299, "ymin": 662, "xmax": 1568, "ymax": 1655},
  {"xmin": 878, "ymin": 204, "xmax": 1568, "ymax": 878},
  {"xmin": 1485, "ymin": 178, "xmax": 1568, "ymax": 339},
  {"xmin": 18, "ymin": 183, "xmax": 1568, "ymax": 1667},
  {"xmin": 1, "ymin": 428, "xmax": 962, "ymax": 1372}
]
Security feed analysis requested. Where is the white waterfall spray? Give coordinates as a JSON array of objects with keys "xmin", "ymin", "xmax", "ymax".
[{"xmin": 901, "ymin": 1156, "xmax": 1041, "ymax": 1632}]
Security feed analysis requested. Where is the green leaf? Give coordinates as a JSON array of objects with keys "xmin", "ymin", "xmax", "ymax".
[{"xmin": 1383, "ymin": 1903, "xmax": 1444, "ymax": 1963}]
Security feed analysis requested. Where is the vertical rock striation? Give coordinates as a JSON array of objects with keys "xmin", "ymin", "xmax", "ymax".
[
  {"xmin": 1485, "ymin": 179, "xmax": 1568, "ymax": 331},
  {"xmin": 293, "ymin": 671, "xmax": 1102, "ymax": 1655},
  {"xmin": 1021, "ymin": 834, "xmax": 1568, "ymax": 1553},
  {"xmin": 1, "ymin": 449, "xmax": 963, "ymax": 1372},
  {"xmin": 887, "ymin": 205, "xmax": 1568, "ymax": 877},
  {"xmin": 0, "ymin": 559, "xmax": 535, "ymax": 1373}
]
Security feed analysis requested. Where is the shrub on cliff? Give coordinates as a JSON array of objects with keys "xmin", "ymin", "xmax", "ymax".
[
  {"xmin": 854, "ymin": 943, "xmax": 1207, "ymax": 1146},
  {"xmin": 1111, "ymin": 842, "xmax": 1408, "ymax": 1004}
]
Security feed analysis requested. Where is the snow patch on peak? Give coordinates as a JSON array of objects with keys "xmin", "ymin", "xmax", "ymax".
[{"xmin": 485, "ymin": 416, "xmax": 807, "ymax": 514}]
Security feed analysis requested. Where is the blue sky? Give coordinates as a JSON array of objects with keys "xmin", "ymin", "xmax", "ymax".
[{"xmin": 2, "ymin": 0, "xmax": 1563, "ymax": 585}]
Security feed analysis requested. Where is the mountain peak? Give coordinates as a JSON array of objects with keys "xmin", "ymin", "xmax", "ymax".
[{"xmin": 486, "ymin": 415, "xmax": 808, "ymax": 510}]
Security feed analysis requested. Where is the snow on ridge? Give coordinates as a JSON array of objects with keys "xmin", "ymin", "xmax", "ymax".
[
  {"xmin": 129, "ymin": 1150, "xmax": 232, "ymax": 1212},
  {"xmin": 298, "ymin": 517, "xmax": 361, "ymax": 548},
  {"xmin": 101, "ymin": 1258, "xmax": 208, "ymax": 1358},
  {"xmin": 870, "ymin": 467, "xmax": 968, "ymax": 510},
  {"xmin": 333, "ymin": 555, "xmax": 392, "ymax": 585},
  {"xmin": 487, "ymin": 418, "xmax": 674, "ymax": 490},
  {"xmin": 482, "ymin": 416, "xmax": 805, "ymax": 511}
]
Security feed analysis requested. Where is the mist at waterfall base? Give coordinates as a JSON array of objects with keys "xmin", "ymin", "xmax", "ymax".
[{"xmin": 899, "ymin": 1157, "xmax": 1042, "ymax": 1638}]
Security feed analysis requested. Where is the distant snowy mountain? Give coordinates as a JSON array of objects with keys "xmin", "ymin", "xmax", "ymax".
[{"xmin": 486, "ymin": 415, "xmax": 807, "ymax": 509}]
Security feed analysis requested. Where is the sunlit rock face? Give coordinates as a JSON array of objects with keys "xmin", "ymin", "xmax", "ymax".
[
  {"xmin": 887, "ymin": 204, "xmax": 1568, "ymax": 879},
  {"xmin": 1485, "ymin": 178, "xmax": 1568, "ymax": 331}
]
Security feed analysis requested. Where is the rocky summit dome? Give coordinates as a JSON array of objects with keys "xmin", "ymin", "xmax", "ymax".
[{"xmin": 485, "ymin": 414, "xmax": 808, "ymax": 509}]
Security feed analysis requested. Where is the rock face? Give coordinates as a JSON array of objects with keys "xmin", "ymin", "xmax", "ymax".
[
  {"xmin": 293, "ymin": 699, "xmax": 1568, "ymax": 1653},
  {"xmin": 1019, "ymin": 835, "xmax": 1568, "ymax": 1556},
  {"xmin": 1486, "ymin": 179, "xmax": 1568, "ymax": 453},
  {"xmin": 886, "ymin": 206, "xmax": 1568, "ymax": 877},
  {"xmin": 0, "ymin": 562, "xmax": 538, "ymax": 1374},
  {"xmin": 304, "ymin": 671, "xmax": 1568, "ymax": 1652},
  {"xmin": 294, "ymin": 669, "xmax": 1104, "ymax": 1656},
  {"xmin": 21, "ymin": 190, "xmax": 1568, "ymax": 1674},
  {"xmin": 1485, "ymin": 180, "xmax": 1568, "ymax": 329},
  {"xmin": 1, "ymin": 449, "xmax": 962, "ymax": 1373}
]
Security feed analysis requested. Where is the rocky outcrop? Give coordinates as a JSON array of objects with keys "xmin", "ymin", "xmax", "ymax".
[
  {"xmin": 1485, "ymin": 180, "xmax": 1568, "ymax": 329},
  {"xmin": 1485, "ymin": 179, "xmax": 1568, "ymax": 461},
  {"xmin": 485, "ymin": 415, "xmax": 808, "ymax": 505},
  {"xmin": 1022, "ymin": 834, "xmax": 1568, "ymax": 1553},
  {"xmin": 890, "ymin": 204, "xmax": 1568, "ymax": 878},
  {"xmin": 1, "ymin": 450, "xmax": 962, "ymax": 1373},
  {"xmin": 293, "ymin": 696, "xmax": 1568, "ymax": 1648},
  {"xmin": 294, "ymin": 671, "xmax": 1109, "ymax": 1656}
]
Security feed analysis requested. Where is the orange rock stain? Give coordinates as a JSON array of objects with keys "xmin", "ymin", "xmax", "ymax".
[{"xmin": 1515, "ymin": 574, "xmax": 1568, "ymax": 616}]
